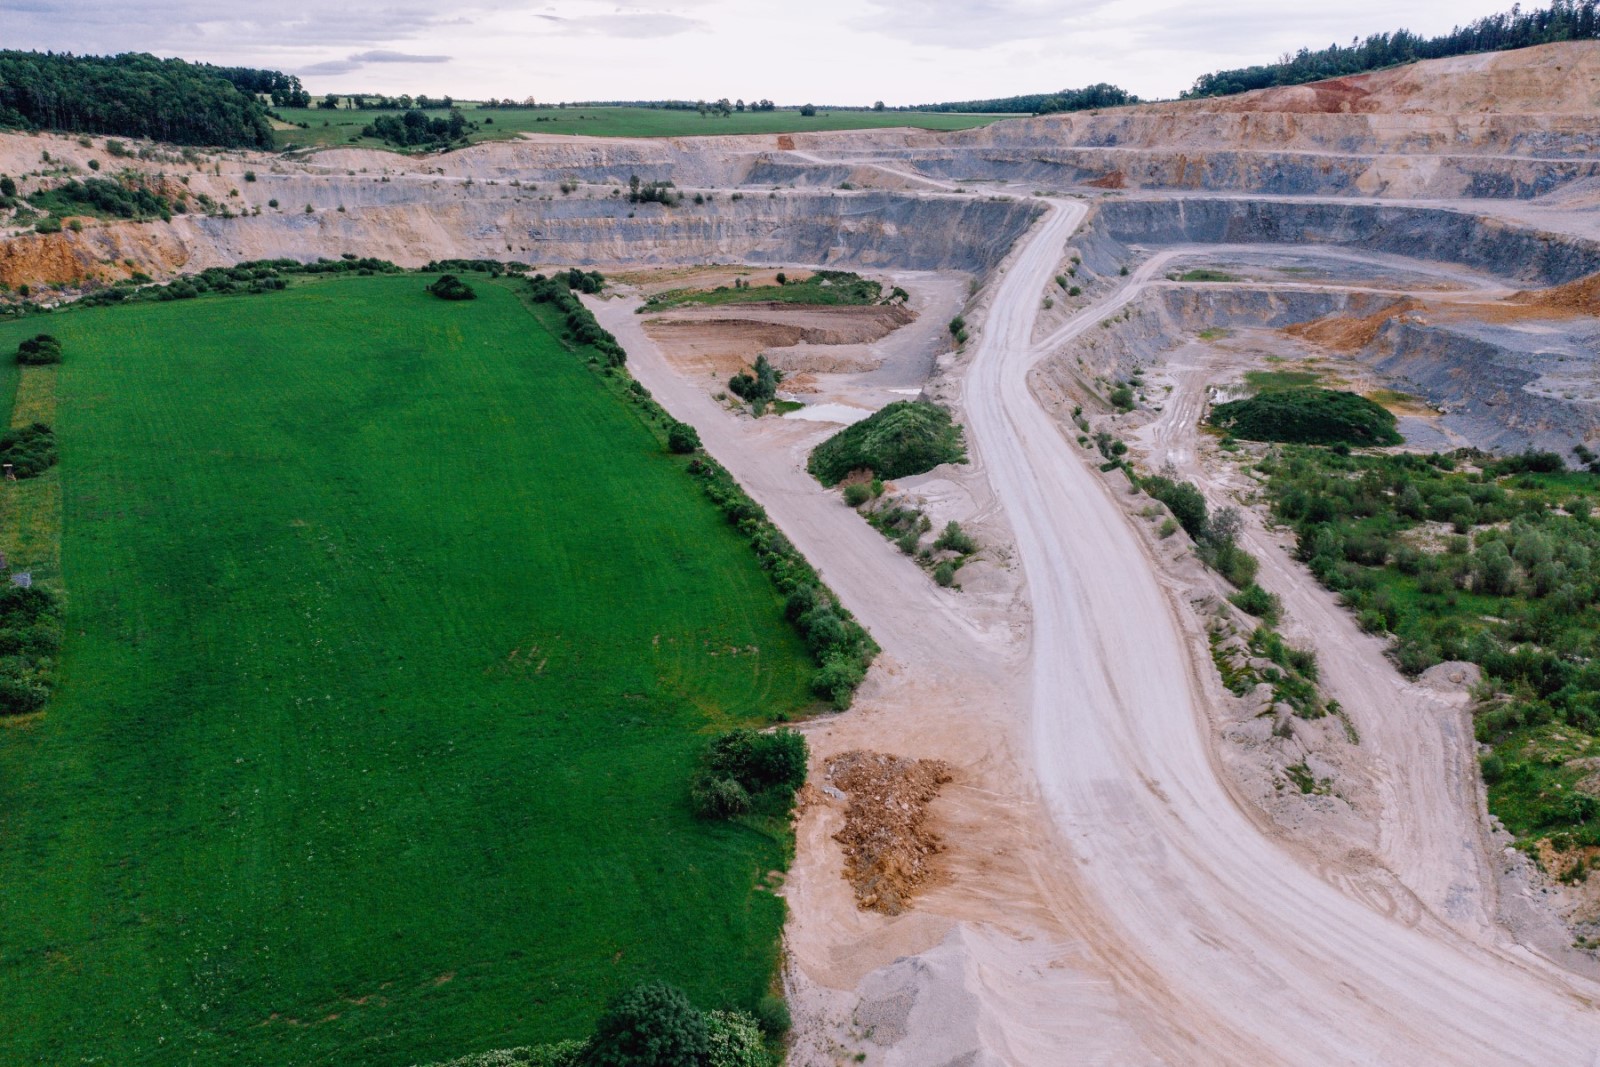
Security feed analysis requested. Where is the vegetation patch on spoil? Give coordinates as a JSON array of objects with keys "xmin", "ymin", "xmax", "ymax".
[
  {"xmin": 1210, "ymin": 386, "xmax": 1402, "ymax": 447},
  {"xmin": 824, "ymin": 751, "xmax": 953, "ymax": 915},
  {"xmin": 808, "ymin": 400, "xmax": 967, "ymax": 487},
  {"xmin": 1175, "ymin": 269, "xmax": 1238, "ymax": 283},
  {"xmin": 1252, "ymin": 444, "xmax": 1600, "ymax": 859},
  {"xmin": 641, "ymin": 270, "xmax": 893, "ymax": 312},
  {"xmin": 0, "ymin": 272, "xmax": 825, "ymax": 1064},
  {"xmin": 841, "ymin": 477, "xmax": 980, "ymax": 586}
]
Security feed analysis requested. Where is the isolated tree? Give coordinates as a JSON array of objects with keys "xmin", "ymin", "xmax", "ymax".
[
  {"xmin": 872, "ymin": 100, "xmax": 885, "ymax": 111},
  {"xmin": 799, "ymin": 104, "xmax": 817, "ymax": 117},
  {"xmin": 321, "ymin": 93, "xmax": 340, "ymax": 110}
]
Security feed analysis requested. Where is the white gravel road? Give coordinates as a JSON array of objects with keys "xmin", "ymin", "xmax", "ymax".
[{"xmin": 964, "ymin": 199, "xmax": 1600, "ymax": 1063}]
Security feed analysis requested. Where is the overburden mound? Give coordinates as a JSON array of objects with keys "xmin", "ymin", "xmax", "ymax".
[
  {"xmin": 1210, "ymin": 387, "xmax": 1402, "ymax": 447},
  {"xmin": 808, "ymin": 401, "xmax": 966, "ymax": 487}
]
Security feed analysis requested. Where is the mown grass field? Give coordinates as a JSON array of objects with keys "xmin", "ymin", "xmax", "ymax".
[
  {"xmin": 0, "ymin": 274, "xmax": 815, "ymax": 1065},
  {"xmin": 272, "ymin": 104, "xmax": 1008, "ymax": 150}
]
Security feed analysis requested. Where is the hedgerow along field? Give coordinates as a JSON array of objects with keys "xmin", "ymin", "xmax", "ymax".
[
  {"xmin": 272, "ymin": 103, "xmax": 1007, "ymax": 150},
  {"xmin": 0, "ymin": 273, "xmax": 817, "ymax": 1065}
]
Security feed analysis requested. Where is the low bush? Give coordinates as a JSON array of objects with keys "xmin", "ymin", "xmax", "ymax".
[
  {"xmin": 0, "ymin": 584, "xmax": 61, "ymax": 716},
  {"xmin": 1229, "ymin": 583, "xmax": 1281, "ymax": 623},
  {"xmin": 754, "ymin": 995, "xmax": 790, "ymax": 1037},
  {"xmin": 933, "ymin": 560, "xmax": 958, "ymax": 587},
  {"xmin": 666, "ymin": 422, "xmax": 701, "ymax": 454},
  {"xmin": 16, "ymin": 333, "xmax": 62, "ymax": 365},
  {"xmin": 1140, "ymin": 475, "xmax": 1208, "ymax": 541},
  {"xmin": 1209, "ymin": 387, "xmax": 1401, "ymax": 447},
  {"xmin": 427, "ymin": 274, "xmax": 477, "ymax": 301},
  {"xmin": 808, "ymin": 401, "xmax": 966, "ymax": 487},
  {"xmin": 933, "ymin": 520, "xmax": 977, "ymax": 555},
  {"xmin": 703, "ymin": 728, "xmax": 807, "ymax": 797},
  {"xmin": 0, "ymin": 422, "xmax": 57, "ymax": 479},
  {"xmin": 842, "ymin": 483, "xmax": 872, "ymax": 508}
]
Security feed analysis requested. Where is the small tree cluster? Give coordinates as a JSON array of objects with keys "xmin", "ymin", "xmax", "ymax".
[
  {"xmin": 728, "ymin": 355, "xmax": 781, "ymax": 405},
  {"xmin": 426, "ymin": 274, "xmax": 477, "ymax": 301},
  {"xmin": 689, "ymin": 727, "xmax": 808, "ymax": 820},
  {"xmin": 16, "ymin": 334, "xmax": 62, "ymax": 365}
]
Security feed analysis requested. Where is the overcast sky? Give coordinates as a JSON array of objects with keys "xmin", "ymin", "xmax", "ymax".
[{"xmin": 6, "ymin": 0, "xmax": 1512, "ymax": 104}]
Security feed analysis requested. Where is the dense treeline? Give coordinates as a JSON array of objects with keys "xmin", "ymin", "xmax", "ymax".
[
  {"xmin": 1186, "ymin": 0, "xmax": 1600, "ymax": 98},
  {"xmin": 914, "ymin": 82, "xmax": 1137, "ymax": 115},
  {"xmin": 0, "ymin": 51, "xmax": 276, "ymax": 147},
  {"xmin": 204, "ymin": 64, "xmax": 309, "ymax": 107}
]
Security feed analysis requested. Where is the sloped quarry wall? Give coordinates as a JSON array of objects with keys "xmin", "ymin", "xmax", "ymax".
[
  {"xmin": 1034, "ymin": 283, "xmax": 1600, "ymax": 456},
  {"xmin": 1366, "ymin": 317, "xmax": 1600, "ymax": 454},
  {"xmin": 888, "ymin": 147, "xmax": 1600, "ymax": 200},
  {"xmin": 1078, "ymin": 199, "xmax": 1600, "ymax": 286},
  {"xmin": 1, "ymin": 190, "xmax": 1040, "ymax": 287}
]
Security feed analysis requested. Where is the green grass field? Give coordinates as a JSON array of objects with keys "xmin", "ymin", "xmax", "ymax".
[
  {"xmin": 272, "ymin": 104, "xmax": 1008, "ymax": 150},
  {"xmin": 0, "ymin": 274, "xmax": 815, "ymax": 1065}
]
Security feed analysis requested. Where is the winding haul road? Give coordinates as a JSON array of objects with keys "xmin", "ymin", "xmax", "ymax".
[{"xmin": 964, "ymin": 198, "xmax": 1600, "ymax": 1063}]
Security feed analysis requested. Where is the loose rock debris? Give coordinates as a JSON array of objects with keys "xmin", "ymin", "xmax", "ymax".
[{"xmin": 825, "ymin": 750, "xmax": 953, "ymax": 915}]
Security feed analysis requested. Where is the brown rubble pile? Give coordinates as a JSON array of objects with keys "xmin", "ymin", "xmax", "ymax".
[{"xmin": 826, "ymin": 749, "xmax": 953, "ymax": 915}]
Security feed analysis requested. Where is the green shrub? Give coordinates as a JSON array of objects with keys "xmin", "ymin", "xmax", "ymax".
[
  {"xmin": 812, "ymin": 652, "xmax": 866, "ymax": 710},
  {"xmin": 754, "ymin": 996, "xmax": 791, "ymax": 1037},
  {"xmin": 666, "ymin": 422, "xmax": 701, "ymax": 454},
  {"xmin": 16, "ymin": 333, "xmax": 62, "ymax": 365},
  {"xmin": 1109, "ymin": 384, "xmax": 1135, "ymax": 411},
  {"xmin": 427, "ymin": 274, "xmax": 477, "ymax": 301},
  {"xmin": 934, "ymin": 560, "xmax": 958, "ymax": 587},
  {"xmin": 692, "ymin": 728, "xmax": 807, "ymax": 819},
  {"xmin": 1141, "ymin": 476, "xmax": 1208, "ymax": 541},
  {"xmin": 808, "ymin": 401, "xmax": 966, "ymax": 487},
  {"xmin": 705, "ymin": 1011, "xmax": 769, "ymax": 1067},
  {"xmin": 842, "ymin": 483, "xmax": 872, "ymax": 508},
  {"xmin": 1229, "ymin": 583, "xmax": 1281, "ymax": 623},
  {"xmin": 728, "ymin": 355, "xmax": 780, "ymax": 404},
  {"xmin": 689, "ymin": 773, "xmax": 751, "ymax": 819},
  {"xmin": 933, "ymin": 521, "xmax": 977, "ymax": 555},
  {"xmin": 1209, "ymin": 387, "xmax": 1401, "ymax": 447},
  {"xmin": 581, "ymin": 982, "xmax": 709, "ymax": 1067}
]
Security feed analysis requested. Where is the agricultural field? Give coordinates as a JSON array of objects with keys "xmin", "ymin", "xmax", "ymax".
[
  {"xmin": 271, "ymin": 104, "xmax": 1009, "ymax": 150},
  {"xmin": 0, "ymin": 273, "xmax": 816, "ymax": 1065}
]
